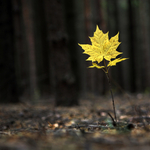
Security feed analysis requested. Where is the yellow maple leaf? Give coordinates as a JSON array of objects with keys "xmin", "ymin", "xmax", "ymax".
[
  {"xmin": 78, "ymin": 25, "xmax": 128, "ymax": 70},
  {"xmin": 107, "ymin": 58, "xmax": 128, "ymax": 67}
]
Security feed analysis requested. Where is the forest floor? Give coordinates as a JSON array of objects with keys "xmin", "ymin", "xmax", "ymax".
[{"xmin": 0, "ymin": 94, "xmax": 150, "ymax": 150}]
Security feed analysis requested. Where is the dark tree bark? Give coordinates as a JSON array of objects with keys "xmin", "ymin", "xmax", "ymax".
[
  {"xmin": 128, "ymin": 0, "xmax": 136, "ymax": 92},
  {"xmin": 115, "ymin": 0, "xmax": 131, "ymax": 92},
  {"xmin": 31, "ymin": 0, "xmax": 51, "ymax": 96},
  {"xmin": 44, "ymin": 0, "xmax": 79, "ymax": 106},
  {"xmin": 21, "ymin": 0, "xmax": 38, "ymax": 100},
  {"xmin": 63, "ymin": 0, "xmax": 81, "ymax": 97},
  {"xmin": 12, "ymin": 0, "xmax": 29, "ymax": 98},
  {"xmin": 139, "ymin": 0, "xmax": 150, "ymax": 90},
  {"xmin": 0, "ymin": 0, "xmax": 19, "ymax": 102}
]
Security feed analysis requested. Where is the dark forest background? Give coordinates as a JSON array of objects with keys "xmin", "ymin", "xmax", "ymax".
[{"xmin": 0, "ymin": 0, "xmax": 150, "ymax": 106}]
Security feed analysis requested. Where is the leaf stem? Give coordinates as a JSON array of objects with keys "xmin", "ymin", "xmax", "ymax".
[{"xmin": 103, "ymin": 59, "xmax": 117, "ymax": 124}]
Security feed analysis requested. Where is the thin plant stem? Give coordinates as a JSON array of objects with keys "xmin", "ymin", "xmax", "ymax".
[
  {"xmin": 107, "ymin": 112, "xmax": 117, "ymax": 126},
  {"xmin": 103, "ymin": 59, "xmax": 117, "ymax": 124},
  {"xmin": 105, "ymin": 72, "xmax": 117, "ymax": 123}
]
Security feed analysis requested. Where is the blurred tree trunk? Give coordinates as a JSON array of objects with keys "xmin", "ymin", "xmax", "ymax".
[
  {"xmin": 128, "ymin": 0, "xmax": 137, "ymax": 92},
  {"xmin": 126, "ymin": 0, "xmax": 143, "ymax": 92},
  {"xmin": 72, "ymin": 0, "xmax": 87, "ymax": 97},
  {"xmin": 139, "ymin": 0, "xmax": 150, "ymax": 90},
  {"xmin": 22, "ymin": 0, "xmax": 38, "ymax": 100},
  {"xmin": 63, "ymin": 1, "xmax": 81, "ymax": 98},
  {"xmin": 117, "ymin": 0, "xmax": 131, "ymax": 92},
  {"xmin": 12, "ymin": 0, "xmax": 29, "ymax": 98},
  {"xmin": 0, "ymin": 0, "xmax": 19, "ymax": 102},
  {"xmin": 44, "ymin": 0, "xmax": 78, "ymax": 106},
  {"xmin": 31, "ymin": 0, "xmax": 51, "ymax": 96}
]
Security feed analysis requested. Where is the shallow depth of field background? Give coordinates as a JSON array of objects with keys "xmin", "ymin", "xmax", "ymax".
[{"xmin": 0, "ymin": 0, "xmax": 150, "ymax": 105}]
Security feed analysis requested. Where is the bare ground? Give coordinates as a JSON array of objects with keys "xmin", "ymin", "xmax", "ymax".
[{"xmin": 0, "ymin": 94, "xmax": 150, "ymax": 150}]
